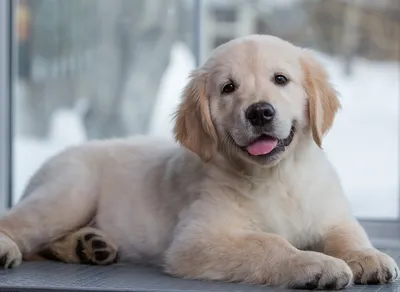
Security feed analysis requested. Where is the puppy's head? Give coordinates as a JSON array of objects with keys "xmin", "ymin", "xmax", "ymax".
[{"xmin": 174, "ymin": 35, "xmax": 340, "ymax": 167}]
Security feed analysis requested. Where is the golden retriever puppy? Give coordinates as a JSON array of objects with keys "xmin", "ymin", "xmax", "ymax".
[{"xmin": 0, "ymin": 35, "xmax": 397, "ymax": 290}]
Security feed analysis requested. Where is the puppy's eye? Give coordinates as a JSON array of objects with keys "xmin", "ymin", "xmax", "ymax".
[
  {"xmin": 221, "ymin": 82, "xmax": 235, "ymax": 94},
  {"xmin": 274, "ymin": 74, "xmax": 289, "ymax": 85}
]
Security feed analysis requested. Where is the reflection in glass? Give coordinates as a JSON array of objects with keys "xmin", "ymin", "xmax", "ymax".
[{"xmin": 13, "ymin": 0, "xmax": 196, "ymax": 203}]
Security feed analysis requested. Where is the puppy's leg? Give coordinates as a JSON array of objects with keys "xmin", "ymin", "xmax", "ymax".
[
  {"xmin": 165, "ymin": 229, "xmax": 352, "ymax": 290},
  {"xmin": 25, "ymin": 227, "xmax": 118, "ymax": 265},
  {"xmin": 0, "ymin": 158, "xmax": 98, "ymax": 268},
  {"xmin": 323, "ymin": 219, "xmax": 399, "ymax": 284}
]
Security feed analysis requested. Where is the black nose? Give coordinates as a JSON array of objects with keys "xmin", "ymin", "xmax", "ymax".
[{"xmin": 245, "ymin": 102, "xmax": 276, "ymax": 127}]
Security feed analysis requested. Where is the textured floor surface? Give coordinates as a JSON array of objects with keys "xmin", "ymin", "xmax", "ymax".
[{"xmin": 0, "ymin": 248, "xmax": 399, "ymax": 292}]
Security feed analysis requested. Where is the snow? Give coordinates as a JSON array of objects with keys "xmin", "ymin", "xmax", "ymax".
[
  {"xmin": 13, "ymin": 42, "xmax": 399, "ymax": 218},
  {"xmin": 317, "ymin": 54, "xmax": 399, "ymax": 218},
  {"xmin": 13, "ymin": 109, "xmax": 87, "ymax": 205},
  {"xmin": 148, "ymin": 43, "xmax": 195, "ymax": 138}
]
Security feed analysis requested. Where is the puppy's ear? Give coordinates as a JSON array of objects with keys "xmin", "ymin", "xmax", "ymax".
[
  {"xmin": 174, "ymin": 69, "xmax": 218, "ymax": 162},
  {"xmin": 301, "ymin": 50, "xmax": 341, "ymax": 148}
]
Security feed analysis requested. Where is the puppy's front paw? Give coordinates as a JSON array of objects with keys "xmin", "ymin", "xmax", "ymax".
[
  {"xmin": 0, "ymin": 232, "xmax": 22, "ymax": 269},
  {"xmin": 288, "ymin": 251, "xmax": 353, "ymax": 290},
  {"xmin": 341, "ymin": 249, "xmax": 399, "ymax": 284}
]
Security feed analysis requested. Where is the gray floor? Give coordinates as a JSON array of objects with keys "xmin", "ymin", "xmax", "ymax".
[{"xmin": 0, "ymin": 248, "xmax": 399, "ymax": 292}]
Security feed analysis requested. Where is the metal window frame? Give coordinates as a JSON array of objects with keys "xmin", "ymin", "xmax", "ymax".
[
  {"xmin": 0, "ymin": 0, "xmax": 12, "ymax": 213},
  {"xmin": 193, "ymin": 0, "xmax": 202, "ymax": 67}
]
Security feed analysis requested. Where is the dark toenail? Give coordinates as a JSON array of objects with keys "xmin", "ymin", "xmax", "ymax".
[
  {"xmin": 384, "ymin": 269, "xmax": 392, "ymax": 282},
  {"xmin": 292, "ymin": 282, "xmax": 317, "ymax": 290},
  {"xmin": 8, "ymin": 260, "xmax": 16, "ymax": 269},
  {"xmin": 324, "ymin": 280, "xmax": 337, "ymax": 290},
  {"xmin": 94, "ymin": 250, "xmax": 110, "ymax": 261},
  {"xmin": 84, "ymin": 233, "xmax": 97, "ymax": 241},
  {"xmin": 367, "ymin": 271, "xmax": 380, "ymax": 284},
  {"xmin": 304, "ymin": 282, "xmax": 318, "ymax": 290},
  {"xmin": 113, "ymin": 253, "xmax": 120, "ymax": 263},
  {"xmin": 92, "ymin": 240, "xmax": 107, "ymax": 249},
  {"xmin": 292, "ymin": 274, "xmax": 321, "ymax": 290},
  {"xmin": 0, "ymin": 254, "xmax": 8, "ymax": 267}
]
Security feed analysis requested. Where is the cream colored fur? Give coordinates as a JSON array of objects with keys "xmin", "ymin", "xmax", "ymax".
[{"xmin": 0, "ymin": 35, "xmax": 397, "ymax": 289}]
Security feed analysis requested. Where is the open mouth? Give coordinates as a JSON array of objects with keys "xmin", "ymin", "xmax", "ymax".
[{"xmin": 238, "ymin": 124, "xmax": 296, "ymax": 158}]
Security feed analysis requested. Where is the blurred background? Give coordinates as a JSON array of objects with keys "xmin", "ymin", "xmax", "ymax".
[{"xmin": 12, "ymin": 0, "xmax": 399, "ymax": 218}]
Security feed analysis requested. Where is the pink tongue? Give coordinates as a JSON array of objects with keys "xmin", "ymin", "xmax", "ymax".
[{"xmin": 246, "ymin": 139, "xmax": 278, "ymax": 156}]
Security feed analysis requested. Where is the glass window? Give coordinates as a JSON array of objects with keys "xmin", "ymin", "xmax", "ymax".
[
  {"xmin": 12, "ymin": 0, "xmax": 196, "ymax": 204},
  {"xmin": 12, "ymin": 0, "xmax": 399, "ymax": 220},
  {"xmin": 200, "ymin": 0, "xmax": 399, "ymax": 219}
]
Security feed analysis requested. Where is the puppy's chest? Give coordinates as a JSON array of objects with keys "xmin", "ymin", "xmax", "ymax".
[{"xmin": 251, "ymin": 184, "xmax": 324, "ymax": 249}]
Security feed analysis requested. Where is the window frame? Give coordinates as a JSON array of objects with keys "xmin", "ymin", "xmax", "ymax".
[
  {"xmin": 0, "ymin": 0, "xmax": 12, "ymax": 213},
  {"xmin": 1, "ymin": 0, "xmax": 399, "ymax": 243}
]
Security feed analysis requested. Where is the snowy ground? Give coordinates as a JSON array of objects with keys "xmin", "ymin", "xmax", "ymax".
[{"xmin": 13, "ymin": 43, "xmax": 399, "ymax": 218}]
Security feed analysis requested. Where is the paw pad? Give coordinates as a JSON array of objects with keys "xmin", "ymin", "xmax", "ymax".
[{"xmin": 76, "ymin": 232, "xmax": 118, "ymax": 265}]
